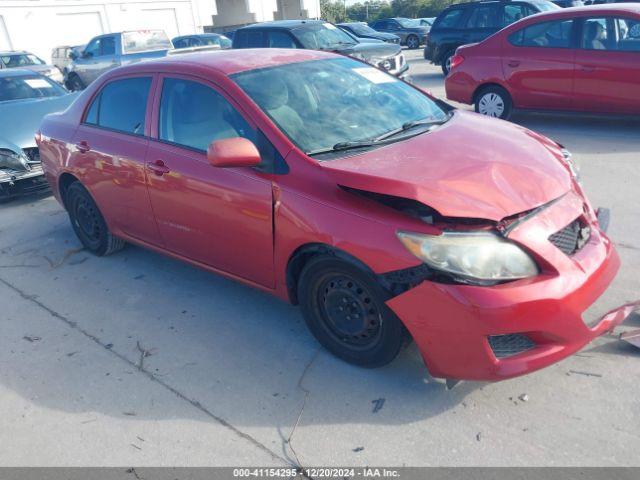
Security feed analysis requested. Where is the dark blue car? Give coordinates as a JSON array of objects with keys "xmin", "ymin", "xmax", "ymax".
[{"xmin": 337, "ymin": 22, "xmax": 401, "ymax": 44}]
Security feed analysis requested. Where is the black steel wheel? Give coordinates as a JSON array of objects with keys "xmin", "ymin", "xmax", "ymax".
[
  {"xmin": 298, "ymin": 256, "xmax": 407, "ymax": 367},
  {"xmin": 66, "ymin": 182, "xmax": 124, "ymax": 256}
]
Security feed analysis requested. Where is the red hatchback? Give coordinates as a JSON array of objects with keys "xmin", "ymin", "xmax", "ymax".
[
  {"xmin": 38, "ymin": 49, "xmax": 636, "ymax": 383},
  {"xmin": 445, "ymin": 4, "xmax": 640, "ymax": 119}
]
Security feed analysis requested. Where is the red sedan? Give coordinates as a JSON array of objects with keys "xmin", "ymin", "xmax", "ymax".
[
  {"xmin": 37, "ymin": 49, "xmax": 636, "ymax": 383},
  {"xmin": 445, "ymin": 4, "xmax": 640, "ymax": 119}
]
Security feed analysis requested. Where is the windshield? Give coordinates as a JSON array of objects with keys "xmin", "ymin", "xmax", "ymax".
[
  {"xmin": 349, "ymin": 23, "xmax": 378, "ymax": 35},
  {"xmin": 397, "ymin": 18, "xmax": 420, "ymax": 28},
  {"xmin": 533, "ymin": 1, "xmax": 562, "ymax": 11},
  {"xmin": 233, "ymin": 57, "xmax": 448, "ymax": 156},
  {"xmin": 292, "ymin": 23, "xmax": 357, "ymax": 49},
  {"xmin": 0, "ymin": 54, "xmax": 45, "ymax": 68},
  {"xmin": 202, "ymin": 35, "xmax": 232, "ymax": 48},
  {"xmin": 122, "ymin": 30, "xmax": 172, "ymax": 53},
  {"xmin": 0, "ymin": 74, "xmax": 66, "ymax": 102}
]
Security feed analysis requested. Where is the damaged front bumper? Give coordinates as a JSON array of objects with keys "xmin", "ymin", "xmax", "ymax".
[
  {"xmin": 0, "ymin": 165, "xmax": 50, "ymax": 199},
  {"xmin": 385, "ymin": 191, "xmax": 638, "ymax": 382}
]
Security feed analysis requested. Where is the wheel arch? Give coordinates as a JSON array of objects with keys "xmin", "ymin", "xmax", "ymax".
[
  {"xmin": 285, "ymin": 243, "xmax": 375, "ymax": 305},
  {"xmin": 58, "ymin": 172, "xmax": 81, "ymax": 210}
]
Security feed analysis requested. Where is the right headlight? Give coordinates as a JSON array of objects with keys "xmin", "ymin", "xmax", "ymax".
[{"xmin": 397, "ymin": 231, "xmax": 539, "ymax": 283}]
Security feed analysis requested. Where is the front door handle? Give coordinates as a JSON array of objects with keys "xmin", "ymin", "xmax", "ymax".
[
  {"xmin": 508, "ymin": 60, "xmax": 521, "ymax": 67},
  {"xmin": 147, "ymin": 159, "xmax": 170, "ymax": 176},
  {"xmin": 75, "ymin": 141, "xmax": 91, "ymax": 153},
  {"xmin": 581, "ymin": 65, "xmax": 596, "ymax": 73}
]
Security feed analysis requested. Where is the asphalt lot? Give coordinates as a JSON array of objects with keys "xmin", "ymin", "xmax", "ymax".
[{"xmin": 1, "ymin": 48, "xmax": 639, "ymax": 467}]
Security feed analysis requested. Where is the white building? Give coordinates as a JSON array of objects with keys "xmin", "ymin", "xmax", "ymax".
[{"xmin": 0, "ymin": 0, "xmax": 320, "ymax": 62}]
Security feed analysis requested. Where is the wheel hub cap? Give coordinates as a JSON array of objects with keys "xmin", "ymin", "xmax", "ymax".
[{"xmin": 478, "ymin": 93, "xmax": 505, "ymax": 117}]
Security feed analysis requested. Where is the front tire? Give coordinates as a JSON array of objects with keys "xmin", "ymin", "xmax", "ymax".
[
  {"xmin": 298, "ymin": 256, "xmax": 407, "ymax": 368},
  {"xmin": 65, "ymin": 182, "xmax": 125, "ymax": 256},
  {"xmin": 406, "ymin": 34, "xmax": 420, "ymax": 50},
  {"xmin": 66, "ymin": 73, "xmax": 85, "ymax": 91},
  {"xmin": 474, "ymin": 85, "xmax": 513, "ymax": 120}
]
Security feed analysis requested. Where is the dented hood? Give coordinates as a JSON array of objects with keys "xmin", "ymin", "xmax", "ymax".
[{"xmin": 321, "ymin": 110, "xmax": 572, "ymax": 222}]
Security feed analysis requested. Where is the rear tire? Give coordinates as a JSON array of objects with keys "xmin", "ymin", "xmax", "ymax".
[
  {"xmin": 297, "ymin": 256, "xmax": 407, "ymax": 368},
  {"xmin": 474, "ymin": 85, "xmax": 513, "ymax": 120},
  {"xmin": 441, "ymin": 50, "xmax": 455, "ymax": 75},
  {"xmin": 406, "ymin": 34, "xmax": 420, "ymax": 50},
  {"xmin": 65, "ymin": 182, "xmax": 125, "ymax": 256}
]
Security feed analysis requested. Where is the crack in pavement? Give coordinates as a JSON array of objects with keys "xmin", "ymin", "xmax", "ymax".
[
  {"xmin": 0, "ymin": 274, "xmax": 290, "ymax": 466},
  {"xmin": 285, "ymin": 349, "xmax": 321, "ymax": 469}
]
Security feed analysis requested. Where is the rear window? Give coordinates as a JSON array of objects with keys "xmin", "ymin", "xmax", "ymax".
[
  {"xmin": 509, "ymin": 19, "xmax": 573, "ymax": 48},
  {"xmin": 122, "ymin": 30, "xmax": 172, "ymax": 53},
  {"xmin": 434, "ymin": 9, "xmax": 465, "ymax": 29},
  {"xmin": 84, "ymin": 77, "xmax": 151, "ymax": 135}
]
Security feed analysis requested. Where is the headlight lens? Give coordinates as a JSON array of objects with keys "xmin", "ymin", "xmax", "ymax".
[
  {"xmin": 0, "ymin": 149, "xmax": 29, "ymax": 170},
  {"xmin": 397, "ymin": 231, "xmax": 539, "ymax": 283}
]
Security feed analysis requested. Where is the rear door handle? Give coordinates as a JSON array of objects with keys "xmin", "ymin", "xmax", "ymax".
[
  {"xmin": 508, "ymin": 60, "xmax": 521, "ymax": 67},
  {"xmin": 147, "ymin": 159, "xmax": 170, "ymax": 176},
  {"xmin": 75, "ymin": 141, "xmax": 91, "ymax": 153},
  {"xmin": 581, "ymin": 65, "xmax": 596, "ymax": 73}
]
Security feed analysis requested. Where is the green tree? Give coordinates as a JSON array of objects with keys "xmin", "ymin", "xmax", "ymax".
[{"xmin": 320, "ymin": 0, "xmax": 350, "ymax": 23}]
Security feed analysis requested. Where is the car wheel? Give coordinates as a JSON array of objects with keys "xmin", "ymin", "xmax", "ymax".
[
  {"xmin": 67, "ymin": 73, "xmax": 85, "ymax": 91},
  {"xmin": 298, "ymin": 256, "xmax": 407, "ymax": 368},
  {"xmin": 406, "ymin": 34, "xmax": 420, "ymax": 50},
  {"xmin": 441, "ymin": 50, "xmax": 455, "ymax": 75},
  {"xmin": 65, "ymin": 182, "xmax": 125, "ymax": 256},
  {"xmin": 475, "ymin": 85, "xmax": 513, "ymax": 120}
]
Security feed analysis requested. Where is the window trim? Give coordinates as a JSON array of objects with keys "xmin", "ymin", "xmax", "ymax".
[{"xmin": 81, "ymin": 74, "xmax": 156, "ymax": 138}]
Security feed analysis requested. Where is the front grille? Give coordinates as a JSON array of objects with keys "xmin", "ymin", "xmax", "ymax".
[
  {"xmin": 488, "ymin": 334, "xmax": 535, "ymax": 359},
  {"xmin": 549, "ymin": 219, "xmax": 590, "ymax": 256}
]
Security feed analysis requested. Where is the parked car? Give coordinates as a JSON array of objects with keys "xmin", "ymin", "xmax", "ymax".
[
  {"xmin": 172, "ymin": 33, "xmax": 232, "ymax": 50},
  {"xmin": 0, "ymin": 50, "xmax": 64, "ymax": 84},
  {"xmin": 66, "ymin": 30, "xmax": 173, "ymax": 90},
  {"xmin": 0, "ymin": 69, "xmax": 77, "ymax": 199},
  {"xmin": 445, "ymin": 4, "xmax": 640, "ymax": 119},
  {"xmin": 552, "ymin": 0, "xmax": 585, "ymax": 7},
  {"xmin": 368, "ymin": 17, "xmax": 429, "ymax": 49},
  {"xmin": 38, "ymin": 49, "xmax": 632, "ymax": 382},
  {"xmin": 425, "ymin": 0, "xmax": 561, "ymax": 74},
  {"xmin": 233, "ymin": 20, "xmax": 408, "ymax": 78},
  {"xmin": 418, "ymin": 17, "xmax": 436, "ymax": 27},
  {"xmin": 337, "ymin": 22, "xmax": 401, "ymax": 44},
  {"xmin": 51, "ymin": 45, "xmax": 85, "ymax": 74}
]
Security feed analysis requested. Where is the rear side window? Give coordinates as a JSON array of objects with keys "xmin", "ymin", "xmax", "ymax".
[
  {"xmin": 466, "ymin": 5, "xmax": 500, "ymax": 28},
  {"xmin": 435, "ymin": 9, "xmax": 465, "ymax": 29},
  {"xmin": 268, "ymin": 31, "xmax": 297, "ymax": 48},
  {"xmin": 84, "ymin": 77, "xmax": 151, "ymax": 135},
  {"xmin": 509, "ymin": 19, "xmax": 573, "ymax": 48}
]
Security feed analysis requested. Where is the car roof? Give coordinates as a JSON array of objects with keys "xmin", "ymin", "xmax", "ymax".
[
  {"xmin": 0, "ymin": 50, "xmax": 31, "ymax": 55},
  {"xmin": 238, "ymin": 19, "xmax": 325, "ymax": 30},
  {"xmin": 110, "ymin": 48, "xmax": 336, "ymax": 77},
  {"xmin": 0, "ymin": 68, "xmax": 44, "ymax": 78}
]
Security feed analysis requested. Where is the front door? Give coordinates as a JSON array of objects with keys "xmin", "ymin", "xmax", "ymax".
[
  {"xmin": 145, "ymin": 75, "xmax": 275, "ymax": 287},
  {"xmin": 573, "ymin": 16, "xmax": 640, "ymax": 114}
]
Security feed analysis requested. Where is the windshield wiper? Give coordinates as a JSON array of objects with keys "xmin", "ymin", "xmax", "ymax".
[
  {"xmin": 307, "ymin": 116, "xmax": 450, "ymax": 156},
  {"xmin": 373, "ymin": 117, "xmax": 449, "ymax": 142}
]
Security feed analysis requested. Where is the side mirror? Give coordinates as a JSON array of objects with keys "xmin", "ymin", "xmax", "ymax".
[
  {"xmin": 207, "ymin": 137, "xmax": 261, "ymax": 168},
  {"xmin": 69, "ymin": 51, "xmax": 78, "ymax": 60}
]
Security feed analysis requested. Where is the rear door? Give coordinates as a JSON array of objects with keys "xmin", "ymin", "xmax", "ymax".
[
  {"xmin": 464, "ymin": 2, "xmax": 502, "ymax": 43},
  {"xmin": 502, "ymin": 18, "xmax": 576, "ymax": 109},
  {"xmin": 573, "ymin": 16, "xmax": 640, "ymax": 114},
  {"xmin": 72, "ymin": 75, "xmax": 161, "ymax": 244}
]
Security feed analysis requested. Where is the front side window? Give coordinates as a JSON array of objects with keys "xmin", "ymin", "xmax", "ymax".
[
  {"xmin": 615, "ymin": 17, "xmax": 640, "ymax": 51},
  {"xmin": 466, "ymin": 5, "xmax": 500, "ymax": 28},
  {"xmin": 84, "ymin": 77, "xmax": 151, "ymax": 135},
  {"xmin": 84, "ymin": 38, "xmax": 102, "ymax": 57},
  {"xmin": 581, "ymin": 17, "xmax": 640, "ymax": 51},
  {"xmin": 0, "ymin": 74, "xmax": 67, "ymax": 102},
  {"xmin": 435, "ymin": 9, "xmax": 465, "ymax": 29},
  {"xmin": 233, "ymin": 57, "xmax": 449, "ymax": 156},
  {"xmin": 509, "ymin": 19, "xmax": 573, "ymax": 48},
  {"xmin": 159, "ymin": 78, "xmax": 253, "ymax": 152},
  {"xmin": 292, "ymin": 23, "xmax": 357, "ymax": 49},
  {"xmin": 397, "ymin": 19, "xmax": 420, "ymax": 28}
]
